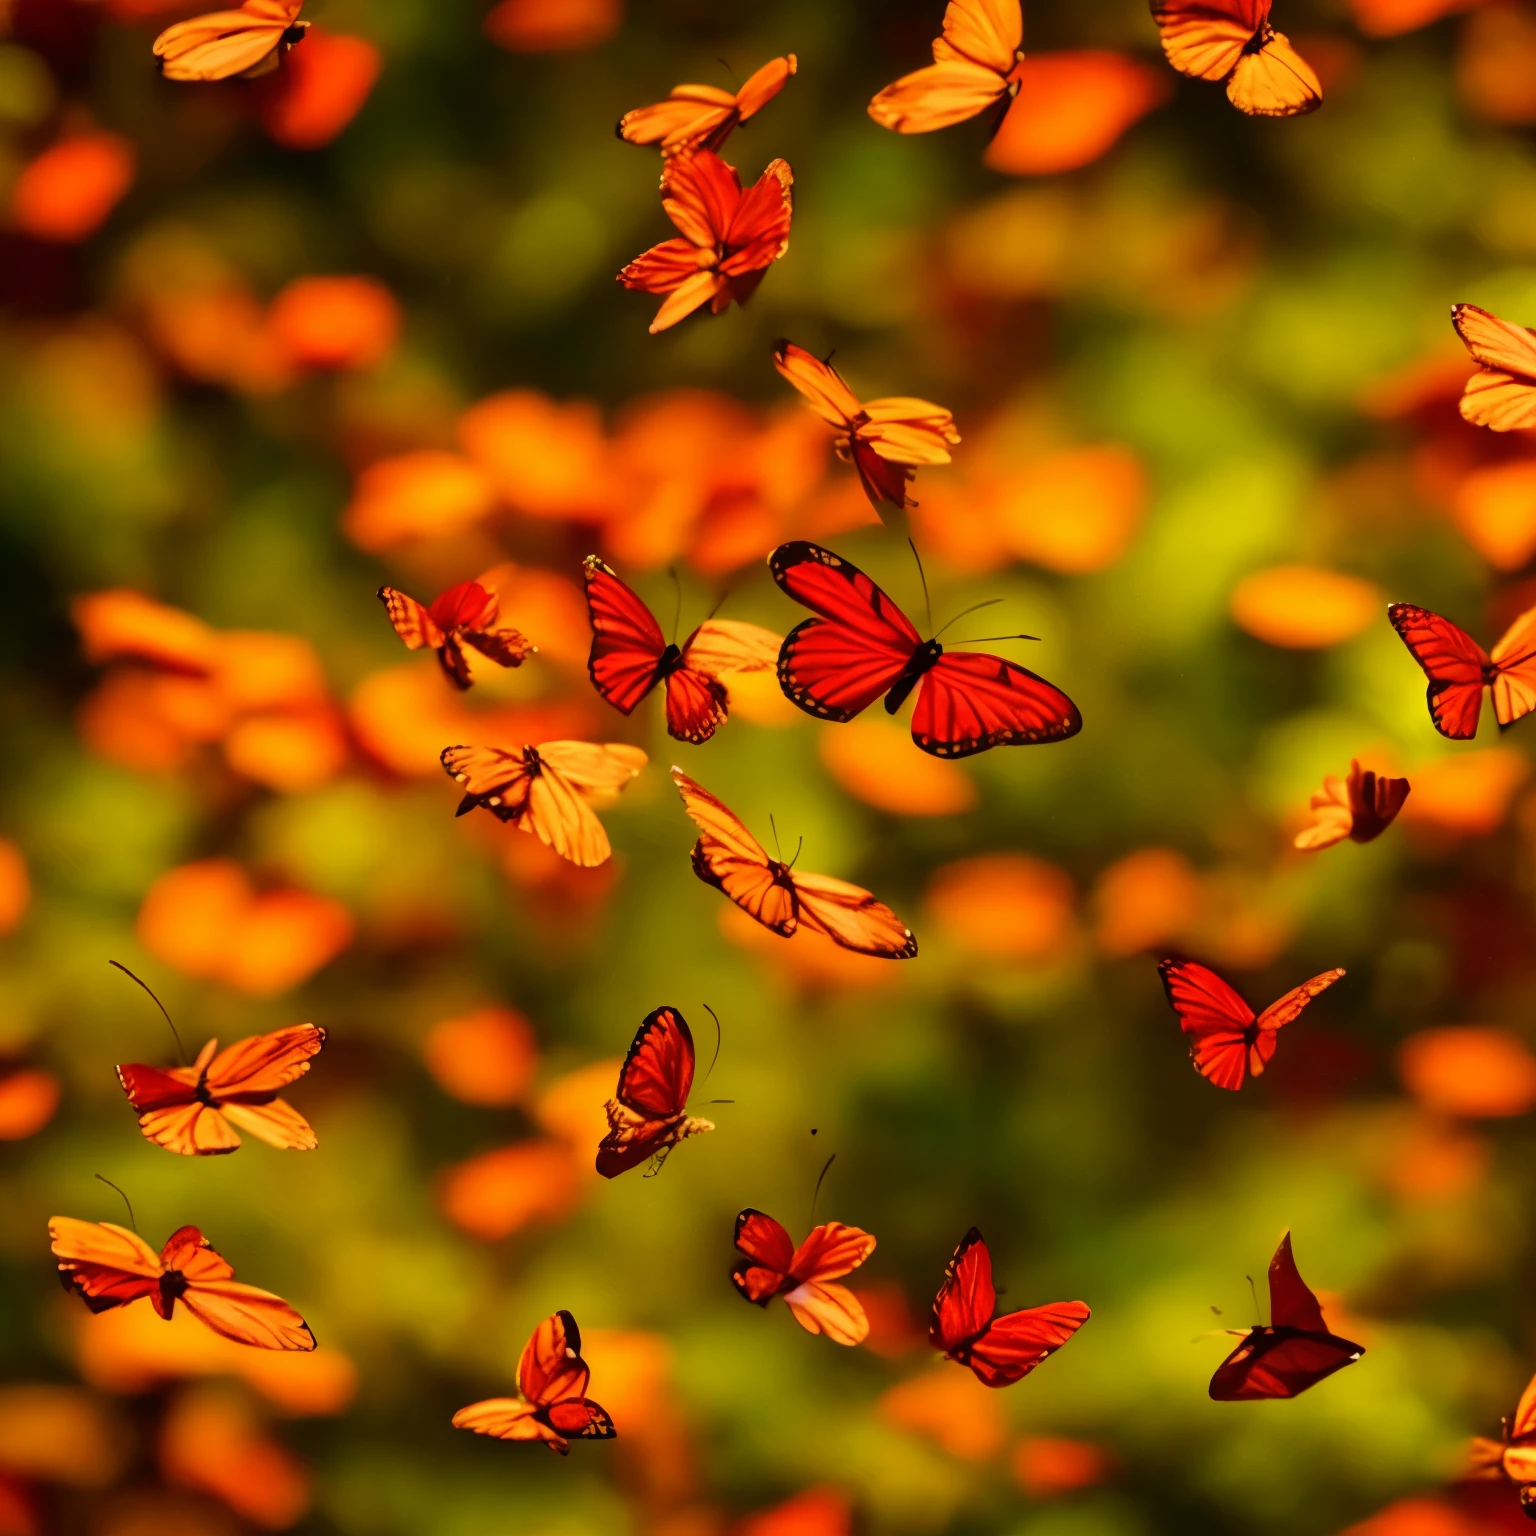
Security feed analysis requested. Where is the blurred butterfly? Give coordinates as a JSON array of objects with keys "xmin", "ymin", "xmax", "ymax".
[
  {"xmin": 1388, "ymin": 600, "xmax": 1536, "ymax": 740},
  {"xmin": 868, "ymin": 0, "xmax": 1027, "ymax": 135},
  {"xmin": 118, "ymin": 1023, "xmax": 326, "ymax": 1156},
  {"xmin": 1208, "ymin": 1231, "xmax": 1363, "ymax": 1400},
  {"xmin": 1150, "ymin": 0, "xmax": 1321, "ymax": 117},
  {"xmin": 442, "ymin": 742, "xmax": 647, "ymax": 867},
  {"xmin": 617, "ymin": 151, "xmax": 793, "ymax": 334},
  {"xmin": 378, "ymin": 579, "xmax": 533, "ymax": 690},
  {"xmin": 453, "ymin": 1309, "xmax": 616, "ymax": 1455},
  {"xmin": 774, "ymin": 342, "xmax": 960, "ymax": 512},
  {"xmin": 50, "ymin": 1217, "xmax": 315, "ymax": 1350},
  {"xmin": 1452, "ymin": 303, "xmax": 1536, "ymax": 431},
  {"xmin": 1468, "ymin": 1366, "xmax": 1536, "ymax": 1517},
  {"xmin": 731, "ymin": 1210, "xmax": 876, "ymax": 1345},
  {"xmin": 583, "ymin": 556, "xmax": 781, "ymax": 744},
  {"xmin": 154, "ymin": 0, "xmax": 309, "ymax": 82},
  {"xmin": 770, "ymin": 541, "xmax": 1081, "ymax": 759},
  {"xmin": 1158, "ymin": 959, "xmax": 1344, "ymax": 1091},
  {"xmin": 672, "ymin": 767, "xmax": 917, "ymax": 959},
  {"xmin": 1294, "ymin": 760, "xmax": 1410, "ymax": 851},
  {"xmin": 596, "ymin": 1006, "xmax": 716, "ymax": 1177},
  {"xmin": 618, "ymin": 55, "xmax": 797, "ymax": 157},
  {"xmin": 930, "ymin": 1227, "xmax": 1089, "ymax": 1387}
]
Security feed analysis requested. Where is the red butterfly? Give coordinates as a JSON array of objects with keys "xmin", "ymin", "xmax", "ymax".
[
  {"xmin": 582, "ymin": 556, "xmax": 780, "ymax": 743},
  {"xmin": 452, "ymin": 1309, "xmax": 616, "ymax": 1454},
  {"xmin": 378, "ymin": 579, "xmax": 532, "ymax": 690},
  {"xmin": 929, "ymin": 1227, "xmax": 1089, "ymax": 1387},
  {"xmin": 1158, "ymin": 959, "xmax": 1344, "ymax": 1091},
  {"xmin": 1209, "ymin": 1232, "xmax": 1364, "ymax": 1401},
  {"xmin": 731, "ymin": 1210, "xmax": 876, "ymax": 1345},
  {"xmin": 596, "ymin": 1007, "xmax": 716, "ymax": 1178},
  {"xmin": 1388, "ymin": 600, "xmax": 1536, "ymax": 740},
  {"xmin": 769, "ymin": 541, "xmax": 1080, "ymax": 759}
]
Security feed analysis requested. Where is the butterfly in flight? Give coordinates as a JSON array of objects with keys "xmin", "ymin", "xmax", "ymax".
[
  {"xmin": 1468, "ymin": 1366, "xmax": 1536, "ymax": 1518},
  {"xmin": 731, "ymin": 1210, "xmax": 876, "ymax": 1345},
  {"xmin": 1452, "ymin": 303, "xmax": 1536, "ymax": 431},
  {"xmin": 1158, "ymin": 959, "xmax": 1344, "ymax": 1091},
  {"xmin": 672, "ymin": 767, "xmax": 917, "ymax": 959},
  {"xmin": 154, "ymin": 0, "xmax": 309, "ymax": 82},
  {"xmin": 617, "ymin": 151, "xmax": 793, "ymax": 334},
  {"xmin": 930, "ymin": 1228, "xmax": 1089, "ymax": 1387},
  {"xmin": 1294, "ymin": 760, "xmax": 1410, "ymax": 852},
  {"xmin": 1208, "ymin": 1231, "xmax": 1363, "ymax": 1400},
  {"xmin": 596, "ymin": 1006, "xmax": 716, "ymax": 1177},
  {"xmin": 774, "ymin": 342, "xmax": 960, "ymax": 512},
  {"xmin": 453, "ymin": 1309, "xmax": 616, "ymax": 1455},
  {"xmin": 583, "ymin": 557, "xmax": 780, "ymax": 744},
  {"xmin": 617, "ymin": 55, "xmax": 797, "ymax": 158},
  {"xmin": 1388, "ymin": 600, "xmax": 1536, "ymax": 740},
  {"xmin": 378, "ymin": 579, "xmax": 533, "ymax": 690},
  {"xmin": 442, "ymin": 741, "xmax": 647, "ymax": 867},
  {"xmin": 1150, "ymin": 0, "xmax": 1321, "ymax": 117},
  {"xmin": 868, "ymin": 0, "xmax": 1027, "ymax": 136},
  {"xmin": 50, "ymin": 1217, "xmax": 315, "ymax": 1350},
  {"xmin": 770, "ymin": 541, "xmax": 1080, "ymax": 759}
]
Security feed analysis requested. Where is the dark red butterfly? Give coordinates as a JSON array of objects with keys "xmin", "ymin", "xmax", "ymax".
[
  {"xmin": 1388, "ymin": 600, "xmax": 1536, "ymax": 740},
  {"xmin": 1209, "ymin": 1231, "xmax": 1364, "ymax": 1401},
  {"xmin": 595, "ymin": 1007, "xmax": 716, "ymax": 1178},
  {"xmin": 378, "ymin": 579, "xmax": 532, "ymax": 690},
  {"xmin": 929, "ymin": 1227, "xmax": 1089, "ymax": 1388},
  {"xmin": 769, "ymin": 541, "xmax": 1081, "ymax": 759}
]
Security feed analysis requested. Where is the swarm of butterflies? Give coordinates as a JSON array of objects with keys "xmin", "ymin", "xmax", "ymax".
[{"xmin": 50, "ymin": 0, "xmax": 1536, "ymax": 1500}]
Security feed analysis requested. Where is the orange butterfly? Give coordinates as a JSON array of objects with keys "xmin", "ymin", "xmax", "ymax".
[
  {"xmin": 1469, "ymin": 1367, "xmax": 1536, "ymax": 1515},
  {"xmin": 50, "ymin": 1217, "xmax": 315, "ymax": 1350},
  {"xmin": 118, "ymin": 1023, "xmax": 326, "ymax": 1156},
  {"xmin": 732, "ymin": 1210, "xmax": 876, "ymax": 1345},
  {"xmin": 596, "ymin": 1006, "xmax": 715, "ymax": 1177},
  {"xmin": 617, "ymin": 55, "xmax": 798, "ymax": 157},
  {"xmin": 617, "ymin": 151, "xmax": 793, "ymax": 334},
  {"xmin": 442, "ymin": 742, "xmax": 647, "ymax": 867},
  {"xmin": 671, "ymin": 767, "xmax": 917, "ymax": 958},
  {"xmin": 1158, "ymin": 959, "xmax": 1344, "ymax": 1090},
  {"xmin": 453, "ymin": 1309, "xmax": 616, "ymax": 1455},
  {"xmin": 154, "ymin": 1, "xmax": 310, "ymax": 82},
  {"xmin": 868, "ymin": 0, "xmax": 1026, "ymax": 135},
  {"xmin": 378, "ymin": 579, "xmax": 533, "ymax": 690},
  {"xmin": 774, "ymin": 342, "xmax": 960, "ymax": 511},
  {"xmin": 1150, "ymin": 0, "xmax": 1321, "ymax": 117},
  {"xmin": 1452, "ymin": 303, "xmax": 1536, "ymax": 430},
  {"xmin": 1293, "ymin": 760, "xmax": 1410, "ymax": 851}
]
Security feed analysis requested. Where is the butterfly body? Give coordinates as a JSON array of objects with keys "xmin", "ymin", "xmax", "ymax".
[
  {"xmin": 597, "ymin": 1007, "xmax": 715, "ymax": 1178},
  {"xmin": 731, "ymin": 1210, "xmax": 877, "ymax": 1344},
  {"xmin": 378, "ymin": 580, "xmax": 532, "ymax": 691}
]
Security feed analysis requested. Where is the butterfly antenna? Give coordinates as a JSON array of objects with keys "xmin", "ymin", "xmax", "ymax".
[
  {"xmin": 94, "ymin": 1174, "xmax": 137, "ymax": 1233},
  {"xmin": 769, "ymin": 813, "xmax": 784, "ymax": 862},
  {"xmin": 668, "ymin": 564, "xmax": 683, "ymax": 647},
  {"xmin": 908, "ymin": 539, "xmax": 933, "ymax": 636},
  {"xmin": 932, "ymin": 597, "xmax": 1004, "ymax": 640},
  {"xmin": 823, "ymin": 348, "xmax": 837, "ymax": 368},
  {"xmin": 717, "ymin": 55, "xmax": 741, "ymax": 88},
  {"xmin": 109, "ymin": 960, "xmax": 187, "ymax": 1065},
  {"xmin": 788, "ymin": 835, "xmax": 804, "ymax": 871},
  {"xmin": 702, "ymin": 1003, "xmax": 722, "ymax": 1085},
  {"xmin": 949, "ymin": 632, "xmax": 1041, "ymax": 646},
  {"xmin": 644, "ymin": 1145, "xmax": 674, "ymax": 1180},
  {"xmin": 809, "ymin": 1152, "xmax": 836, "ymax": 1228},
  {"xmin": 1247, "ymin": 1274, "xmax": 1264, "ymax": 1326}
]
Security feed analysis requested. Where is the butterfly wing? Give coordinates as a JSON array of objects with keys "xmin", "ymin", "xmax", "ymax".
[
  {"xmin": 913, "ymin": 651, "xmax": 1082, "ymax": 759},
  {"xmin": 377, "ymin": 587, "xmax": 443, "ymax": 652},
  {"xmin": 523, "ymin": 764, "xmax": 614, "ymax": 868},
  {"xmin": 153, "ymin": 0, "xmax": 303, "ymax": 82},
  {"xmin": 1488, "ymin": 603, "xmax": 1536, "ymax": 730},
  {"xmin": 661, "ymin": 150, "xmax": 741, "ymax": 247},
  {"xmin": 930, "ymin": 1227, "xmax": 997, "ymax": 1354},
  {"xmin": 451, "ymin": 1398, "xmax": 545, "ymax": 1440},
  {"xmin": 519, "ymin": 1309, "xmax": 590, "ymax": 1406},
  {"xmin": 1208, "ymin": 1326, "xmax": 1364, "ymax": 1400},
  {"xmin": 204, "ymin": 1024, "xmax": 326, "ymax": 1101},
  {"xmin": 867, "ymin": 61, "xmax": 1013, "ymax": 133},
  {"xmin": 783, "ymin": 1281, "xmax": 870, "ymax": 1345},
  {"xmin": 1252, "ymin": 969, "xmax": 1345, "ymax": 1073},
  {"xmin": 774, "ymin": 341, "xmax": 864, "ymax": 429},
  {"xmin": 1265, "ymin": 1230, "xmax": 1326, "ymax": 1331},
  {"xmin": 441, "ymin": 746, "xmax": 535, "ymax": 822},
  {"xmin": 966, "ymin": 1301, "xmax": 1092, "ymax": 1387},
  {"xmin": 166, "ymin": 1230, "xmax": 314, "ymax": 1350},
  {"xmin": 1150, "ymin": 0, "xmax": 1266, "ymax": 82},
  {"xmin": 1158, "ymin": 959, "xmax": 1256, "ymax": 1091},
  {"xmin": 532, "ymin": 742, "xmax": 648, "ymax": 797},
  {"xmin": 672, "ymin": 768, "xmax": 798, "ymax": 936},
  {"xmin": 672, "ymin": 618, "xmax": 782, "ymax": 741},
  {"xmin": 135, "ymin": 1101, "xmax": 244, "ymax": 1155},
  {"xmin": 618, "ymin": 84, "xmax": 738, "ymax": 153},
  {"xmin": 733, "ymin": 55, "xmax": 798, "ymax": 125},
  {"xmin": 1388, "ymin": 603, "xmax": 1492, "ymax": 741},
  {"xmin": 461, "ymin": 624, "xmax": 534, "ymax": 670},
  {"xmin": 788, "ymin": 869, "xmax": 918, "ymax": 959},
  {"xmin": 50, "ymin": 1218, "xmax": 163, "ymax": 1312},
  {"xmin": 543, "ymin": 1399, "xmax": 617, "ymax": 1447},
  {"xmin": 1344, "ymin": 762, "xmax": 1410, "ymax": 843},
  {"xmin": 1226, "ymin": 30, "xmax": 1321, "ymax": 116},
  {"xmin": 613, "ymin": 1007, "xmax": 696, "ymax": 1119},
  {"xmin": 582, "ymin": 556, "xmax": 669, "ymax": 715},
  {"xmin": 790, "ymin": 1222, "xmax": 877, "ymax": 1284},
  {"xmin": 935, "ymin": 0, "xmax": 1024, "ymax": 72},
  {"xmin": 732, "ymin": 1209, "xmax": 797, "ymax": 1303},
  {"xmin": 1453, "ymin": 304, "xmax": 1536, "ymax": 431},
  {"xmin": 721, "ymin": 159, "xmax": 794, "ymax": 278}
]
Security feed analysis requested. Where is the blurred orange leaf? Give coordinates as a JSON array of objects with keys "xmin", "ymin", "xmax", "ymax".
[
  {"xmin": 1230, "ymin": 566, "xmax": 1381, "ymax": 648},
  {"xmin": 0, "ymin": 840, "xmax": 29, "ymax": 935},
  {"xmin": 0, "ymin": 1386, "xmax": 128, "ymax": 1488},
  {"xmin": 1339, "ymin": 1497, "xmax": 1486, "ymax": 1536},
  {"xmin": 1011, "ymin": 1436, "xmax": 1114, "ymax": 1498},
  {"xmin": 1449, "ymin": 459, "xmax": 1536, "ymax": 569},
  {"xmin": 736, "ymin": 1488, "xmax": 851, "ymax": 1536},
  {"xmin": 1400, "ymin": 749, "xmax": 1528, "ymax": 838},
  {"xmin": 0, "ymin": 1068, "xmax": 58, "ymax": 1141},
  {"xmin": 484, "ymin": 0, "xmax": 621, "ymax": 51},
  {"xmin": 267, "ymin": 276, "xmax": 400, "ymax": 372},
  {"xmin": 422, "ymin": 1005, "xmax": 537, "ymax": 1107},
  {"xmin": 341, "ymin": 451, "xmax": 498, "ymax": 552},
  {"xmin": 160, "ymin": 1387, "xmax": 309, "ymax": 1530},
  {"xmin": 72, "ymin": 590, "xmax": 217, "ymax": 676},
  {"xmin": 819, "ymin": 719, "xmax": 977, "ymax": 817},
  {"xmin": 1399, "ymin": 1026, "xmax": 1536, "ymax": 1118},
  {"xmin": 258, "ymin": 29, "xmax": 382, "ymax": 149},
  {"xmin": 850, "ymin": 1282, "xmax": 924, "ymax": 1359},
  {"xmin": 12, "ymin": 133, "xmax": 135, "ymax": 244},
  {"xmin": 535, "ymin": 1059, "xmax": 620, "ymax": 1153},
  {"xmin": 927, "ymin": 854, "xmax": 1078, "ymax": 963},
  {"xmin": 438, "ymin": 1140, "xmax": 582, "ymax": 1239},
  {"xmin": 879, "ymin": 1366, "xmax": 1006, "ymax": 1460},
  {"xmin": 1380, "ymin": 1113, "xmax": 1488, "ymax": 1203},
  {"xmin": 1350, "ymin": 0, "xmax": 1487, "ymax": 36},
  {"xmin": 459, "ymin": 389, "xmax": 621, "ymax": 520},
  {"xmin": 1091, "ymin": 848, "xmax": 1201, "ymax": 958}
]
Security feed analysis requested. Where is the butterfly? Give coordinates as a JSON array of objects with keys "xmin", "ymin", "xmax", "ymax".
[
  {"xmin": 770, "ymin": 541, "xmax": 1081, "ymax": 759},
  {"xmin": 868, "ymin": 0, "xmax": 1027, "ymax": 135},
  {"xmin": 1157, "ymin": 959, "xmax": 1344, "ymax": 1091},
  {"xmin": 1468, "ymin": 1367, "xmax": 1536, "ymax": 1517},
  {"xmin": 930, "ymin": 1227, "xmax": 1089, "ymax": 1387},
  {"xmin": 441, "ymin": 742, "xmax": 647, "ymax": 867},
  {"xmin": 452, "ymin": 1309, "xmax": 616, "ymax": 1455},
  {"xmin": 50, "ymin": 1217, "xmax": 315, "ymax": 1350},
  {"xmin": 672, "ymin": 767, "xmax": 917, "ymax": 959},
  {"xmin": 1452, "ymin": 304, "xmax": 1536, "ymax": 431},
  {"xmin": 583, "ymin": 556, "xmax": 781, "ymax": 744},
  {"xmin": 1293, "ymin": 760, "xmax": 1410, "ymax": 852},
  {"xmin": 731, "ymin": 1210, "xmax": 876, "ymax": 1345},
  {"xmin": 378, "ymin": 579, "xmax": 533, "ymax": 691},
  {"xmin": 773, "ymin": 342, "xmax": 960, "ymax": 512},
  {"xmin": 617, "ymin": 55, "xmax": 798, "ymax": 158},
  {"xmin": 1208, "ymin": 1231, "xmax": 1364, "ymax": 1400},
  {"xmin": 154, "ymin": 0, "xmax": 310, "ymax": 82},
  {"xmin": 617, "ymin": 151, "xmax": 793, "ymax": 334},
  {"xmin": 596, "ymin": 1006, "xmax": 716, "ymax": 1177},
  {"xmin": 118, "ymin": 1023, "xmax": 326, "ymax": 1156},
  {"xmin": 1388, "ymin": 600, "xmax": 1536, "ymax": 740},
  {"xmin": 1150, "ymin": 0, "xmax": 1321, "ymax": 117}
]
